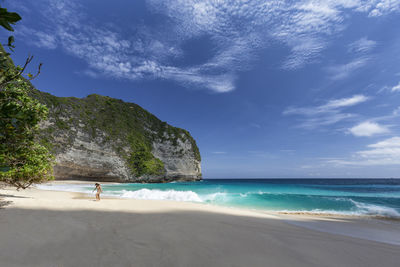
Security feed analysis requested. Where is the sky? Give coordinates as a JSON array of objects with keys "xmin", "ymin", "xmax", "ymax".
[{"xmin": 4, "ymin": 0, "xmax": 400, "ymax": 178}]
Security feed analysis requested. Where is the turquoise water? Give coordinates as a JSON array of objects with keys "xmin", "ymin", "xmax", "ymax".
[{"xmin": 40, "ymin": 179, "xmax": 400, "ymax": 218}]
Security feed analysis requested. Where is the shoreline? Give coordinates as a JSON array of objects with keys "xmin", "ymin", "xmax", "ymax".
[
  {"xmin": 1, "ymin": 182, "xmax": 400, "ymax": 266},
  {"xmin": 37, "ymin": 180, "xmax": 400, "ymax": 221},
  {"xmin": 2, "ymin": 182, "xmax": 400, "ymax": 244}
]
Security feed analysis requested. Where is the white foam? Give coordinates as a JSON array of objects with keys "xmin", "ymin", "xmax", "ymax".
[
  {"xmin": 350, "ymin": 200, "xmax": 400, "ymax": 218},
  {"xmin": 119, "ymin": 189, "xmax": 203, "ymax": 202},
  {"xmin": 202, "ymin": 192, "xmax": 228, "ymax": 202},
  {"xmin": 277, "ymin": 209, "xmax": 363, "ymax": 216},
  {"xmin": 37, "ymin": 184, "xmax": 94, "ymax": 194},
  {"xmin": 277, "ymin": 202, "xmax": 400, "ymax": 218}
]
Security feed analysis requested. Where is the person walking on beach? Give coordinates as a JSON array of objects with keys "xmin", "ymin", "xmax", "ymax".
[{"xmin": 93, "ymin": 183, "xmax": 102, "ymax": 201}]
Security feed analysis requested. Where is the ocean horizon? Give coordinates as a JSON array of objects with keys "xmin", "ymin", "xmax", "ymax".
[{"xmin": 39, "ymin": 178, "xmax": 400, "ymax": 219}]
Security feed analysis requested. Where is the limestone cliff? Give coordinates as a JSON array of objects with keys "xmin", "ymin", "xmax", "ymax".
[{"xmin": 30, "ymin": 90, "xmax": 202, "ymax": 182}]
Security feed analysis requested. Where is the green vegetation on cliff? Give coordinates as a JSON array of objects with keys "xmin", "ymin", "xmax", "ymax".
[{"xmin": 29, "ymin": 89, "xmax": 201, "ymax": 177}]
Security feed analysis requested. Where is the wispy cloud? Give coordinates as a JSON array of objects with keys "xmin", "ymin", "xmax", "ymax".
[
  {"xmin": 327, "ymin": 57, "xmax": 370, "ymax": 80},
  {"xmin": 283, "ymin": 95, "xmax": 369, "ymax": 129},
  {"xmin": 348, "ymin": 37, "xmax": 377, "ymax": 53},
  {"xmin": 14, "ymin": 0, "xmax": 400, "ymax": 92},
  {"xmin": 326, "ymin": 37, "xmax": 377, "ymax": 80},
  {"xmin": 284, "ymin": 95, "xmax": 369, "ymax": 115},
  {"xmin": 17, "ymin": 26, "xmax": 58, "ymax": 49},
  {"xmin": 349, "ymin": 121, "xmax": 390, "ymax": 137},
  {"xmin": 360, "ymin": 0, "xmax": 400, "ymax": 17},
  {"xmin": 328, "ymin": 136, "xmax": 400, "ymax": 166},
  {"xmin": 376, "ymin": 81, "xmax": 400, "ymax": 94},
  {"xmin": 391, "ymin": 82, "xmax": 400, "ymax": 92},
  {"xmin": 321, "ymin": 94, "xmax": 369, "ymax": 109}
]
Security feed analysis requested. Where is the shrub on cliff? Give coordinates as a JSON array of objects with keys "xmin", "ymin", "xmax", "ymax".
[{"xmin": 128, "ymin": 137, "xmax": 165, "ymax": 177}]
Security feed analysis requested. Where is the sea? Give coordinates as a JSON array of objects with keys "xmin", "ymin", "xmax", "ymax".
[{"xmin": 38, "ymin": 179, "xmax": 400, "ymax": 219}]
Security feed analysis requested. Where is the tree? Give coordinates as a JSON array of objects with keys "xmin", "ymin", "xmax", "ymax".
[
  {"xmin": 0, "ymin": 5, "xmax": 21, "ymax": 51},
  {"xmin": 0, "ymin": 5, "xmax": 42, "ymax": 88},
  {"xmin": 0, "ymin": 5, "xmax": 54, "ymax": 189},
  {"xmin": 0, "ymin": 64, "xmax": 55, "ymax": 189}
]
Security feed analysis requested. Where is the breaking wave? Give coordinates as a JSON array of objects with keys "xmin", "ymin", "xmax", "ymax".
[
  {"xmin": 120, "ymin": 189, "xmax": 203, "ymax": 202},
  {"xmin": 350, "ymin": 200, "xmax": 400, "ymax": 218},
  {"xmin": 37, "ymin": 184, "xmax": 94, "ymax": 194}
]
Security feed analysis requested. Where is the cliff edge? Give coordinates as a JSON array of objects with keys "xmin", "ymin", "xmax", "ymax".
[{"xmin": 30, "ymin": 90, "xmax": 202, "ymax": 182}]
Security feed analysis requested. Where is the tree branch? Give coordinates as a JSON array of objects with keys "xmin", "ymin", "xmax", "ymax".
[{"xmin": 0, "ymin": 55, "xmax": 42, "ymax": 88}]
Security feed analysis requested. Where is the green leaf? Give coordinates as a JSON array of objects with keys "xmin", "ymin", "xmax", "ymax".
[
  {"xmin": 7, "ymin": 35, "xmax": 15, "ymax": 47},
  {"xmin": 0, "ymin": 8, "xmax": 22, "ymax": 32}
]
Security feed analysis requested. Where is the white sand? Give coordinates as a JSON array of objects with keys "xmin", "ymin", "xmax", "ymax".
[{"xmin": 1, "ymin": 184, "xmax": 399, "ymax": 267}]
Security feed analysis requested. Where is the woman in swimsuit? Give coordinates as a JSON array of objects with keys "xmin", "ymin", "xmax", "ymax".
[{"xmin": 93, "ymin": 183, "xmax": 102, "ymax": 201}]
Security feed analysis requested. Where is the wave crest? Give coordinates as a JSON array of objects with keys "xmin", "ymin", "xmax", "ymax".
[
  {"xmin": 350, "ymin": 200, "xmax": 400, "ymax": 218},
  {"xmin": 120, "ymin": 189, "xmax": 203, "ymax": 202}
]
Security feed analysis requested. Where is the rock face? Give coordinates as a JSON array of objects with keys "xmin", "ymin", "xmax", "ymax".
[
  {"xmin": 30, "ymin": 90, "xmax": 201, "ymax": 182},
  {"xmin": 152, "ymin": 136, "xmax": 201, "ymax": 180},
  {"xmin": 50, "ymin": 128, "xmax": 132, "ymax": 181}
]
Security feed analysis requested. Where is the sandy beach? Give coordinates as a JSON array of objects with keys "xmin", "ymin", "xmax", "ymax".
[{"xmin": 1, "ymin": 183, "xmax": 400, "ymax": 267}]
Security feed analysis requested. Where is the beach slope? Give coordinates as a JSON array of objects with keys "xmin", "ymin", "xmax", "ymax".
[{"xmin": 1, "ymin": 186, "xmax": 399, "ymax": 267}]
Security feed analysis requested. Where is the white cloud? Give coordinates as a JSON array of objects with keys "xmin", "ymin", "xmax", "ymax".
[
  {"xmin": 349, "ymin": 121, "xmax": 390, "ymax": 137},
  {"xmin": 348, "ymin": 37, "xmax": 377, "ymax": 53},
  {"xmin": 328, "ymin": 136, "xmax": 400, "ymax": 166},
  {"xmin": 391, "ymin": 82, "xmax": 400, "ymax": 92},
  {"xmin": 325, "ymin": 37, "xmax": 376, "ymax": 81},
  {"xmin": 377, "ymin": 81, "xmax": 400, "ymax": 94},
  {"xmin": 35, "ymin": 32, "xmax": 58, "ymax": 49},
  {"xmin": 16, "ymin": 26, "xmax": 58, "ymax": 49},
  {"xmin": 16, "ymin": 0, "xmax": 400, "ymax": 92},
  {"xmin": 284, "ymin": 94, "xmax": 369, "ymax": 115},
  {"xmin": 322, "ymin": 94, "xmax": 369, "ymax": 109},
  {"xmin": 362, "ymin": 0, "xmax": 400, "ymax": 17},
  {"xmin": 281, "ymin": 37, "xmax": 327, "ymax": 69},
  {"xmin": 367, "ymin": 136, "xmax": 400, "ymax": 148},
  {"xmin": 283, "ymin": 94, "xmax": 369, "ymax": 129},
  {"xmin": 297, "ymin": 113, "xmax": 356, "ymax": 129},
  {"xmin": 327, "ymin": 57, "xmax": 369, "ymax": 80}
]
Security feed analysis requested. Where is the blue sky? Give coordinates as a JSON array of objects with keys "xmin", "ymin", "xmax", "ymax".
[{"xmin": 5, "ymin": 0, "xmax": 400, "ymax": 178}]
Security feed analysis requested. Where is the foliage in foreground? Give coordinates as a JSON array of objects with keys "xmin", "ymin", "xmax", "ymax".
[
  {"xmin": 0, "ymin": 5, "xmax": 53, "ymax": 189},
  {"xmin": 0, "ymin": 68, "xmax": 54, "ymax": 189}
]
